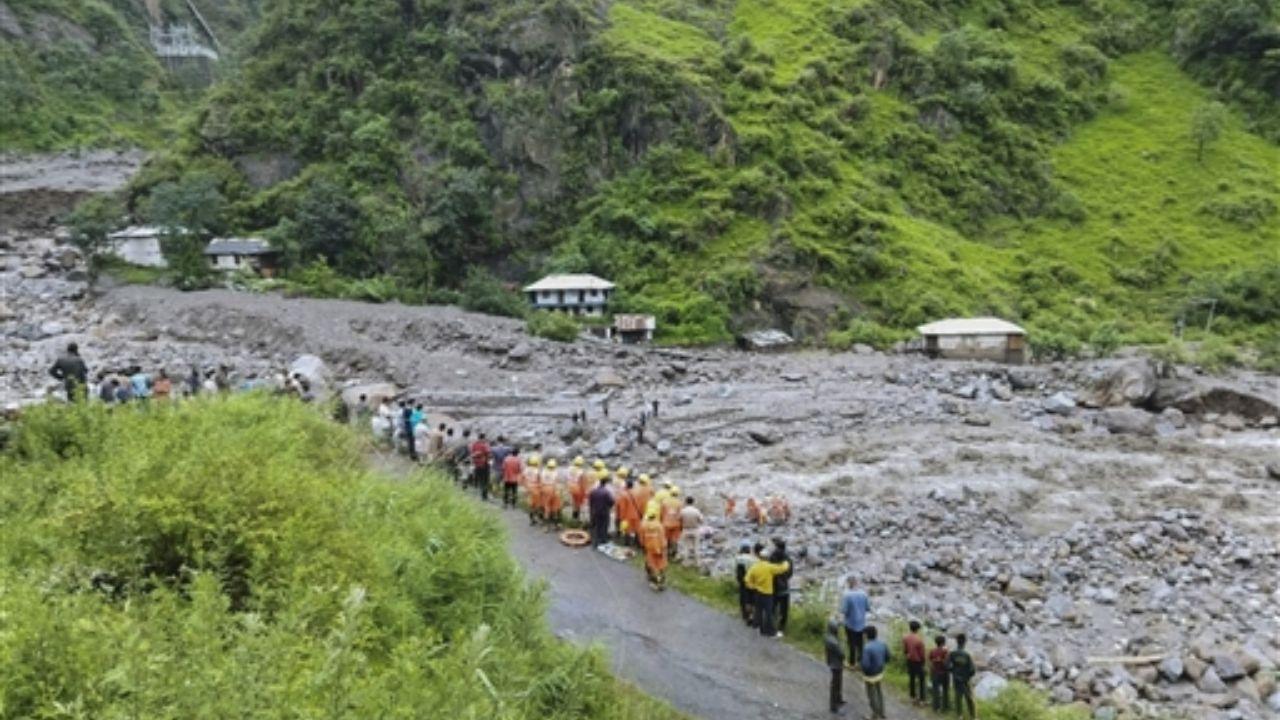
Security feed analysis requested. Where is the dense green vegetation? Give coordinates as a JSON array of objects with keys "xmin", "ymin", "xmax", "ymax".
[
  {"xmin": 0, "ymin": 0, "xmax": 257, "ymax": 148},
  {"xmin": 6, "ymin": 0, "xmax": 1278, "ymax": 354},
  {"xmin": 0, "ymin": 396, "xmax": 680, "ymax": 719}
]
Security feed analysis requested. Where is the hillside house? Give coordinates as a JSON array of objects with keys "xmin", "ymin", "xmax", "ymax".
[
  {"xmin": 106, "ymin": 226, "xmax": 167, "ymax": 268},
  {"xmin": 918, "ymin": 317, "xmax": 1028, "ymax": 364},
  {"xmin": 523, "ymin": 274, "xmax": 615, "ymax": 316},
  {"xmin": 205, "ymin": 237, "xmax": 278, "ymax": 276},
  {"xmin": 613, "ymin": 314, "xmax": 656, "ymax": 344}
]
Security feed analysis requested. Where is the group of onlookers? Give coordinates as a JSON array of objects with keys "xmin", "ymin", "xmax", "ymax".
[{"xmin": 823, "ymin": 578, "xmax": 979, "ymax": 718}]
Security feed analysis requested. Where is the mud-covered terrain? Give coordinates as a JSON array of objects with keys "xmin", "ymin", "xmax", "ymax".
[{"xmin": 3, "ymin": 215, "xmax": 1279, "ymax": 719}]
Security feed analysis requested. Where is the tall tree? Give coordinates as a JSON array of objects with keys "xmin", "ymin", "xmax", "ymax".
[
  {"xmin": 65, "ymin": 195, "xmax": 124, "ymax": 287},
  {"xmin": 144, "ymin": 173, "xmax": 227, "ymax": 289}
]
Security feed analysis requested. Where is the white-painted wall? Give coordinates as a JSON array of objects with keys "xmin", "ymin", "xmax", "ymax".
[{"xmin": 109, "ymin": 237, "xmax": 167, "ymax": 268}]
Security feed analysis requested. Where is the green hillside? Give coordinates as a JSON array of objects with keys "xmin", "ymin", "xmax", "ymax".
[
  {"xmin": 16, "ymin": 0, "xmax": 1280, "ymax": 353},
  {"xmin": 0, "ymin": 0, "xmax": 257, "ymax": 149},
  {"xmin": 0, "ymin": 396, "xmax": 680, "ymax": 719}
]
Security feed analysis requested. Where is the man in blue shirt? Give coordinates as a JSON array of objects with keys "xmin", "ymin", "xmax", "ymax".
[
  {"xmin": 839, "ymin": 576, "xmax": 871, "ymax": 667},
  {"xmin": 860, "ymin": 625, "xmax": 890, "ymax": 719}
]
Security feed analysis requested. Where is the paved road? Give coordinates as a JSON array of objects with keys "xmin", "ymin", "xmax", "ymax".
[{"xmin": 500, "ymin": 509, "xmax": 923, "ymax": 720}]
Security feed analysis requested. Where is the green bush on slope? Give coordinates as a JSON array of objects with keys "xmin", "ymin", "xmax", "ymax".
[{"xmin": 0, "ymin": 397, "xmax": 678, "ymax": 719}]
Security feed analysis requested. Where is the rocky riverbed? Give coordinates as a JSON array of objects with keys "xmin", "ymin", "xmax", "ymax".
[{"xmin": 2, "ymin": 218, "xmax": 1279, "ymax": 719}]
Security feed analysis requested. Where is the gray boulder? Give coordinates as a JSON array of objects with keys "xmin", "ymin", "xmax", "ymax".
[
  {"xmin": 1043, "ymin": 392, "xmax": 1077, "ymax": 416},
  {"xmin": 1150, "ymin": 377, "xmax": 1279, "ymax": 422},
  {"xmin": 1091, "ymin": 360, "xmax": 1157, "ymax": 407},
  {"xmin": 973, "ymin": 672, "xmax": 1008, "ymax": 701},
  {"xmin": 1212, "ymin": 653, "xmax": 1247, "ymax": 682},
  {"xmin": 592, "ymin": 367, "xmax": 626, "ymax": 390},
  {"xmin": 1198, "ymin": 667, "xmax": 1227, "ymax": 693},
  {"xmin": 1099, "ymin": 407, "xmax": 1157, "ymax": 436},
  {"xmin": 1004, "ymin": 576, "xmax": 1044, "ymax": 601},
  {"xmin": 289, "ymin": 354, "xmax": 330, "ymax": 389},
  {"xmin": 1158, "ymin": 656, "xmax": 1185, "ymax": 682},
  {"xmin": 736, "ymin": 329, "xmax": 793, "ymax": 351}
]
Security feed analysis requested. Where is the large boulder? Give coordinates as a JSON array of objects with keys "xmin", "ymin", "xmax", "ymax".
[
  {"xmin": 735, "ymin": 329, "xmax": 794, "ymax": 351},
  {"xmin": 1090, "ymin": 360, "xmax": 1156, "ymax": 407},
  {"xmin": 591, "ymin": 367, "xmax": 627, "ymax": 390},
  {"xmin": 1149, "ymin": 378, "xmax": 1279, "ymax": 422},
  {"xmin": 1098, "ymin": 407, "xmax": 1157, "ymax": 436},
  {"xmin": 1043, "ymin": 391, "xmax": 1077, "ymax": 416},
  {"xmin": 289, "ymin": 355, "xmax": 330, "ymax": 396},
  {"xmin": 973, "ymin": 673, "xmax": 1008, "ymax": 701}
]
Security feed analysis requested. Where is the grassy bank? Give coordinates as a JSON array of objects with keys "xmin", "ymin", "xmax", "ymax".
[
  {"xmin": 0, "ymin": 396, "xmax": 682, "ymax": 719},
  {"xmin": 661, "ymin": 565, "xmax": 1090, "ymax": 720}
]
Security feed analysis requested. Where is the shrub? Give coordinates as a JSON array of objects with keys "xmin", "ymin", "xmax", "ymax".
[
  {"xmin": 0, "ymin": 397, "xmax": 677, "ymax": 719},
  {"xmin": 460, "ymin": 268, "xmax": 527, "ymax": 318},
  {"xmin": 527, "ymin": 311, "xmax": 581, "ymax": 342},
  {"xmin": 1195, "ymin": 335, "xmax": 1241, "ymax": 371},
  {"xmin": 827, "ymin": 319, "xmax": 906, "ymax": 350},
  {"xmin": 1031, "ymin": 329, "xmax": 1082, "ymax": 361},
  {"xmin": 1087, "ymin": 321, "xmax": 1122, "ymax": 356}
]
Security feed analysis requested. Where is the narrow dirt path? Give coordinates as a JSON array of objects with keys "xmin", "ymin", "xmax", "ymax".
[{"xmin": 499, "ymin": 508, "xmax": 925, "ymax": 720}]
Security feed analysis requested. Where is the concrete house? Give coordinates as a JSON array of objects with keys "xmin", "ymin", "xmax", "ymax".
[
  {"xmin": 523, "ymin": 274, "xmax": 615, "ymax": 316},
  {"xmin": 205, "ymin": 237, "xmax": 278, "ymax": 275},
  {"xmin": 106, "ymin": 226, "xmax": 167, "ymax": 268},
  {"xmin": 613, "ymin": 314, "xmax": 657, "ymax": 344},
  {"xmin": 918, "ymin": 317, "xmax": 1028, "ymax": 364}
]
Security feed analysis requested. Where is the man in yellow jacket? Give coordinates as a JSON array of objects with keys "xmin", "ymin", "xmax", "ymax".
[{"xmin": 744, "ymin": 549, "xmax": 791, "ymax": 638}]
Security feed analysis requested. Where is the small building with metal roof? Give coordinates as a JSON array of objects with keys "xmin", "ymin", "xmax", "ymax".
[
  {"xmin": 205, "ymin": 237, "xmax": 278, "ymax": 275},
  {"xmin": 917, "ymin": 317, "xmax": 1028, "ymax": 364},
  {"xmin": 106, "ymin": 226, "xmax": 168, "ymax": 268},
  {"xmin": 523, "ymin": 274, "xmax": 615, "ymax": 316}
]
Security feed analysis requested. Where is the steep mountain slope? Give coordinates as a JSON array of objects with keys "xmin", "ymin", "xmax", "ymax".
[
  {"xmin": 0, "ymin": 0, "xmax": 257, "ymax": 149},
  {"xmin": 123, "ymin": 0, "xmax": 1280, "ymax": 348}
]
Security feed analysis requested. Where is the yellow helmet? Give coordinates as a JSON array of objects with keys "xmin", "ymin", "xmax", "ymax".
[
  {"xmin": 616, "ymin": 467, "xmax": 630, "ymax": 479},
  {"xmin": 546, "ymin": 459, "xmax": 558, "ymax": 469},
  {"xmin": 670, "ymin": 485, "xmax": 680, "ymax": 495},
  {"xmin": 644, "ymin": 510, "xmax": 659, "ymax": 522},
  {"xmin": 528, "ymin": 454, "xmax": 541, "ymax": 467},
  {"xmin": 595, "ymin": 469, "xmax": 610, "ymax": 481},
  {"xmin": 663, "ymin": 480, "xmax": 674, "ymax": 489},
  {"xmin": 639, "ymin": 474, "xmax": 651, "ymax": 485},
  {"xmin": 592, "ymin": 459, "xmax": 606, "ymax": 470},
  {"xmin": 572, "ymin": 456, "xmax": 585, "ymax": 466}
]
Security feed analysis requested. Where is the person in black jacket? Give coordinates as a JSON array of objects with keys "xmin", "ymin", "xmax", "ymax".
[
  {"xmin": 49, "ymin": 342, "xmax": 89, "ymax": 402},
  {"xmin": 734, "ymin": 541, "xmax": 756, "ymax": 627},
  {"xmin": 824, "ymin": 618, "xmax": 847, "ymax": 714},
  {"xmin": 772, "ymin": 537, "xmax": 793, "ymax": 635},
  {"xmin": 948, "ymin": 633, "xmax": 978, "ymax": 719},
  {"xmin": 587, "ymin": 475, "xmax": 615, "ymax": 547}
]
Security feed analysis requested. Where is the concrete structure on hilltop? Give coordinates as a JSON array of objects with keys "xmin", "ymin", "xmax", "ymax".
[
  {"xmin": 523, "ymin": 274, "xmax": 615, "ymax": 316},
  {"xmin": 106, "ymin": 226, "xmax": 167, "ymax": 268},
  {"xmin": 205, "ymin": 237, "xmax": 278, "ymax": 275},
  {"xmin": 917, "ymin": 317, "xmax": 1028, "ymax": 364}
]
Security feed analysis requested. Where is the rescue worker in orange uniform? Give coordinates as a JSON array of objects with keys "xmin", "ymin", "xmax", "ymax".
[
  {"xmin": 615, "ymin": 479, "xmax": 642, "ymax": 547},
  {"xmin": 660, "ymin": 485, "xmax": 683, "ymax": 560},
  {"xmin": 633, "ymin": 474, "xmax": 654, "ymax": 521},
  {"xmin": 567, "ymin": 456, "xmax": 587, "ymax": 521},
  {"xmin": 542, "ymin": 459, "xmax": 563, "ymax": 528},
  {"xmin": 612, "ymin": 467, "xmax": 631, "ymax": 536},
  {"xmin": 639, "ymin": 509, "xmax": 668, "ymax": 591},
  {"xmin": 746, "ymin": 496, "xmax": 764, "ymax": 526},
  {"xmin": 524, "ymin": 454, "xmax": 542, "ymax": 525}
]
